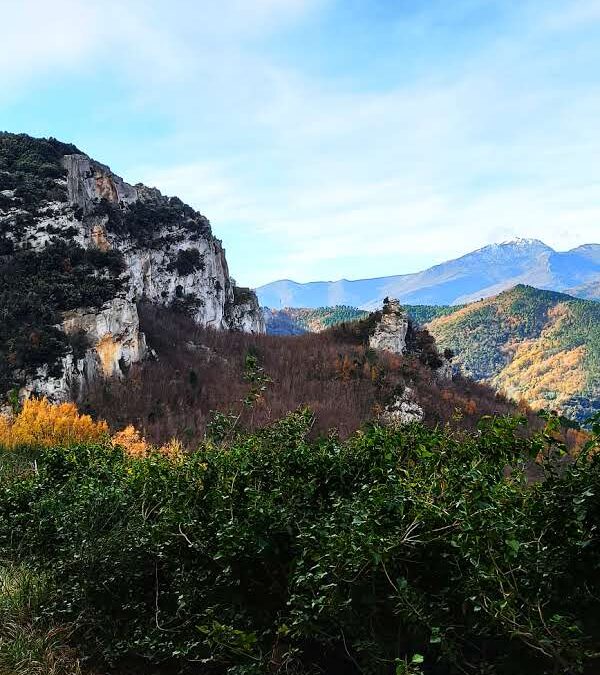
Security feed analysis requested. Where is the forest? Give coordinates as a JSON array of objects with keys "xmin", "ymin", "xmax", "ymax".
[
  {"xmin": 427, "ymin": 285, "xmax": 600, "ymax": 421},
  {"xmin": 79, "ymin": 304, "xmax": 528, "ymax": 445}
]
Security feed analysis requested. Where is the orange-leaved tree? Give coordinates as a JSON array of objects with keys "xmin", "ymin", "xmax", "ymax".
[{"xmin": 0, "ymin": 397, "xmax": 109, "ymax": 449}]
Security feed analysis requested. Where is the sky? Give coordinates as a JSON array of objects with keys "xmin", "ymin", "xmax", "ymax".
[{"xmin": 1, "ymin": 0, "xmax": 600, "ymax": 287}]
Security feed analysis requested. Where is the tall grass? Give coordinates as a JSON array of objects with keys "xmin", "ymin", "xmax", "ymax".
[{"xmin": 0, "ymin": 563, "xmax": 82, "ymax": 675}]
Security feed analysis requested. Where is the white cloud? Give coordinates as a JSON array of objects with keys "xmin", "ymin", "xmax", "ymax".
[
  {"xmin": 2, "ymin": 0, "xmax": 599, "ymax": 286},
  {"xmin": 0, "ymin": 1, "xmax": 103, "ymax": 88}
]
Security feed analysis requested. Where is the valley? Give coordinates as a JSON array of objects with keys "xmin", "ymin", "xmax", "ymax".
[{"xmin": 1, "ymin": 132, "xmax": 599, "ymax": 675}]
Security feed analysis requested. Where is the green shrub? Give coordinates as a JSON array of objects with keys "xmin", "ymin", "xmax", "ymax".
[
  {"xmin": 0, "ymin": 413, "xmax": 599, "ymax": 673},
  {"xmin": 167, "ymin": 247, "xmax": 205, "ymax": 276},
  {"xmin": 93, "ymin": 196, "xmax": 211, "ymax": 245},
  {"xmin": 0, "ymin": 132, "xmax": 81, "ymax": 211}
]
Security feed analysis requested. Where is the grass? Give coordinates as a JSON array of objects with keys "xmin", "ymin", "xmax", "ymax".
[{"xmin": 0, "ymin": 563, "xmax": 83, "ymax": 675}]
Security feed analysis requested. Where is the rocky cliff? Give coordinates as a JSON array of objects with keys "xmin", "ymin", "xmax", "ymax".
[
  {"xmin": 368, "ymin": 297, "xmax": 410, "ymax": 354},
  {"xmin": 366, "ymin": 297, "xmax": 453, "ymax": 425},
  {"xmin": 0, "ymin": 133, "xmax": 263, "ymax": 401}
]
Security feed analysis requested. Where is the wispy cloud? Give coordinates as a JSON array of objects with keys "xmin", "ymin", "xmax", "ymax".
[{"xmin": 2, "ymin": 0, "xmax": 599, "ymax": 286}]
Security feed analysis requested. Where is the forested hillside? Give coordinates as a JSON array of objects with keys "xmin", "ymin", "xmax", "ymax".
[
  {"xmin": 80, "ymin": 304, "xmax": 520, "ymax": 444},
  {"xmin": 267, "ymin": 288, "xmax": 600, "ymax": 422},
  {"xmin": 427, "ymin": 285, "xmax": 600, "ymax": 421},
  {"xmin": 264, "ymin": 305, "xmax": 458, "ymax": 335}
]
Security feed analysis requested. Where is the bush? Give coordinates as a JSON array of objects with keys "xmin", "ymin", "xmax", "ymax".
[
  {"xmin": 93, "ymin": 196, "xmax": 212, "ymax": 245},
  {"xmin": 0, "ymin": 411, "xmax": 599, "ymax": 674},
  {"xmin": 167, "ymin": 248, "xmax": 205, "ymax": 276},
  {"xmin": 0, "ymin": 398, "xmax": 109, "ymax": 450}
]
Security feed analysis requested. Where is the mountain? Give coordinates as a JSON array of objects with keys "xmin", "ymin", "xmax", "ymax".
[
  {"xmin": 425, "ymin": 285, "xmax": 600, "ymax": 421},
  {"xmin": 258, "ymin": 238, "xmax": 600, "ymax": 309},
  {"xmin": 264, "ymin": 304, "xmax": 458, "ymax": 335},
  {"xmin": 263, "ymin": 306, "xmax": 367, "ymax": 334},
  {"xmin": 0, "ymin": 132, "xmax": 263, "ymax": 402}
]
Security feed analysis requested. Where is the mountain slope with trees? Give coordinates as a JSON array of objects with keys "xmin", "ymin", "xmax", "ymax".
[
  {"xmin": 426, "ymin": 285, "xmax": 600, "ymax": 421},
  {"xmin": 264, "ymin": 305, "xmax": 458, "ymax": 335}
]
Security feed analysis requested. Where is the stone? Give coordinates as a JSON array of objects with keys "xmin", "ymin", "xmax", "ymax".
[
  {"xmin": 369, "ymin": 297, "xmax": 409, "ymax": 354},
  {"xmin": 379, "ymin": 387, "xmax": 425, "ymax": 426},
  {"xmin": 4, "ymin": 147, "xmax": 263, "ymax": 402}
]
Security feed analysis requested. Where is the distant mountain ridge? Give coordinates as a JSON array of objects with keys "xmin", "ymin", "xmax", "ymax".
[
  {"xmin": 263, "ymin": 305, "xmax": 458, "ymax": 335},
  {"xmin": 258, "ymin": 238, "xmax": 600, "ymax": 309}
]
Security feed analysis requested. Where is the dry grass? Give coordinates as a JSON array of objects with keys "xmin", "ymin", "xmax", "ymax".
[{"xmin": 0, "ymin": 564, "xmax": 83, "ymax": 675}]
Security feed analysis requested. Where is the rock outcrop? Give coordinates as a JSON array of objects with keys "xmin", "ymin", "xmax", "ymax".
[
  {"xmin": 0, "ymin": 133, "xmax": 264, "ymax": 402},
  {"xmin": 367, "ymin": 297, "xmax": 453, "ymax": 425},
  {"xmin": 379, "ymin": 387, "xmax": 425, "ymax": 426},
  {"xmin": 369, "ymin": 297, "xmax": 409, "ymax": 354},
  {"xmin": 22, "ymin": 297, "xmax": 147, "ymax": 401}
]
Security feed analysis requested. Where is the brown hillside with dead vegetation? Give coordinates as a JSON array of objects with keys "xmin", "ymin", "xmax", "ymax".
[{"xmin": 81, "ymin": 304, "xmax": 523, "ymax": 446}]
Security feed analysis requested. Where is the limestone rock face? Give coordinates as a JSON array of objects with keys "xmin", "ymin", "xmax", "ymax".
[
  {"xmin": 23, "ymin": 298, "xmax": 147, "ymax": 400},
  {"xmin": 226, "ymin": 288, "xmax": 265, "ymax": 333},
  {"xmin": 369, "ymin": 298, "xmax": 409, "ymax": 354},
  {"xmin": 379, "ymin": 387, "xmax": 425, "ymax": 426},
  {"xmin": 0, "ymin": 135, "xmax": 262, "ymax": 402},
  {"xmin": 63, "ymin": 154, "xmax": 138, "ymax": 214}
]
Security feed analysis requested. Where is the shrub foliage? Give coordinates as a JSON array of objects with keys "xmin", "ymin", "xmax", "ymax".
[{"xmin": 0, "ymin": 410, "xmax": 599, "ymax": 674}]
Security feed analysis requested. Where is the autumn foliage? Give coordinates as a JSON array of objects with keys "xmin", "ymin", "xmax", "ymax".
[
  {"xmin": 0, "ymin": 397, "xmax": 108, "ymax": 449},
  {"xmin": 81, "ymin": 303, "xmax": 523, "ymax": 446},
  {"xmin": 0, "ymin": 398, "xmax": 181, "ymax": 458}
]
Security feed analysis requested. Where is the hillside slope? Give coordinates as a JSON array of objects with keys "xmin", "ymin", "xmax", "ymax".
[
  {"xmin": 0, "ymin": 132, "xmax": 263, "ymax": 402},
  {"xmin": 426, "ymin": 285, "xmax": 600, "ymax": 421},
  {"xmin": 82, "ymin": 303, "xmax": 522, "ymax": 444},
  {"xmin": 264, "ymin": 304, "xmax": 458, "ymax": 334},
  {"xmin": 258, "ymin": 238, "xmax": 600, "ymax": 308}
]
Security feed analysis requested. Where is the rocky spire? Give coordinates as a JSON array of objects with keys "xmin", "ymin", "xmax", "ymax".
[{"xmin": 368, "ymin": 297, "xmax": 409, "ymax": 354}]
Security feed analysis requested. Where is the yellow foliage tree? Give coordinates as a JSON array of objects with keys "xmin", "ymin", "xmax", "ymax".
[
  {"xmin": 0, "ymin": 398, "xmax": 185, "ymax": 460},
  {"xmin": 111, "ymin": 425, "xmax": 149, "ymax": 457},
  {"xmin": 0, "ymin": 397, "xmax": 109, "ymax": 450},
  {"xmin": 111, "ymin": 426, "xmax": 185, "ymax": 459}
]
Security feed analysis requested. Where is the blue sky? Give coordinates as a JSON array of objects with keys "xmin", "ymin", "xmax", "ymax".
[{"xmin": 2, "ymin": 0, "xmax": 600, "ymax": 287}]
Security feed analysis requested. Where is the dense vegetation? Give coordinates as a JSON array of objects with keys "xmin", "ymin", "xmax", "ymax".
[
  {"xmin": 93, "ymin": 195, "xmax": 212, "ymax": 246},
  {"xmin": 0, "ymin": 132, "xmax": 81, "ymax": 211},
  {"xmin": 264, "ymin": 305, "xmax": 459, "ymax": 336},
  {"xmin": 427, "ymin": 285, "xmax": 600, "ymax": 421},
  {"xmin": 0, "ymin": 241, "xmax": 124, "ymax": 392},
  {"xmin": 0, "ymin": 405, "xmax": 599, "ymax": 674},
  {"xmin": 81, "ymin": 304, "xmax": 520, "ymax": 445},
  {"xmin": 405, "ymin": 304, "xmax": 462, "ymax": 326}
]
